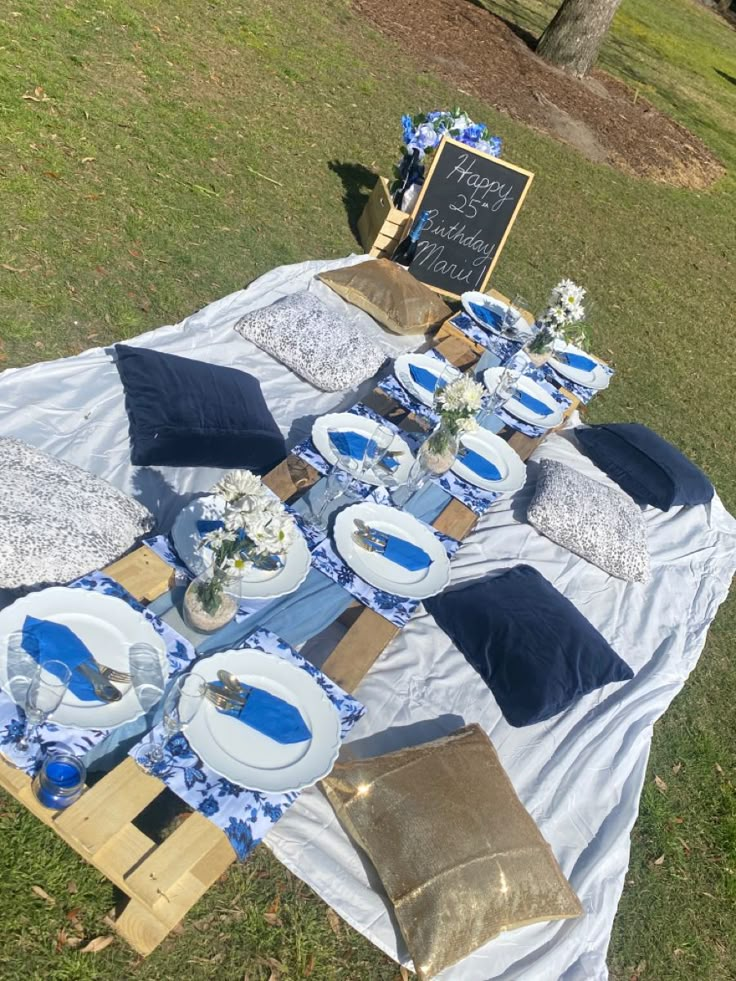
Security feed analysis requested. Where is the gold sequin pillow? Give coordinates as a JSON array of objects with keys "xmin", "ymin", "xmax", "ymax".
[
  {"xmin": 318, "ymin": 258, "xmax": 451, "ymax": 335},
  {"xmin": 323, "ymin": 724, "xmax": 582, "ymax": 980}
]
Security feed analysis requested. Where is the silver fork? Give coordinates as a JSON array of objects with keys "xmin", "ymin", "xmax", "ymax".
[
  {"xmin": 97, "ymin": 664, "xmax": 131, "ymax": 684},
  {"xmin": 205, "ymin": 687, "xmax": 245, "ymax": 711}
]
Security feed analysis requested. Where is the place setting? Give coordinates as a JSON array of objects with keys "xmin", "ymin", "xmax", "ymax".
[
  {"xmin": 544, "ymin": 341, "xmax": 614, "ymax": 402},
  {"xmin": 128, "ymin": 626, "xmax": 365, "ymax": 860},
  {"xmin": 310, "ymin": 494, "xmax": 459, "ymax": 628},
  {"xmin": 0, "ymin": 583, "xmax": 177, "ymax": 773}
]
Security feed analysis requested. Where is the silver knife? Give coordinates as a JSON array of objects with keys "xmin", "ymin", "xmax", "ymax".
[{"xmin": 77, "ymin": 662, "xmax": 123, "ymax": 702}]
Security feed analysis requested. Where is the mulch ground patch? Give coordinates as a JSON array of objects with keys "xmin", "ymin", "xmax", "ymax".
[{"xmin": 354, "ymin": 0, "xmax": 724, "ymax": 188}]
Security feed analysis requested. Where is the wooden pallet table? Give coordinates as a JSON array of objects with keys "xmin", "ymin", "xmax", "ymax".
[{"xmin": 0, "ymin": 304, "xmax": 580, "ymax": 955}]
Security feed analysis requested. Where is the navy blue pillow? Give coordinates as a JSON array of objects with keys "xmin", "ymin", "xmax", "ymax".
[
  {"xmin": 425, "ymin": 565, "xmax": 633, "ymax": 727},
  {"xmin": 576, "ymin": 423, "xmax": 713, "ymax": 511},
  {"xmin": 115, "ymin": 345, "xmax": 286, "ymax": 473}
]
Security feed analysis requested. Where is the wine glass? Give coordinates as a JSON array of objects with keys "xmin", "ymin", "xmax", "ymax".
[
  {"xmin": 362, "ymin": 423, "xmax": 396, "ymax": 482},
  {"xmin": 307, "ymin": 467, "xmax": 351, "ymax": 532},
  {"xmin": 502, "ymin": 294, "xmax": 531, "ymax": 338},
  {"xmin": 17, "ymin": 660, "xmax": 72, "ymax": 753},
  {"xmin": 135, "ymin": 672, "xmax": 206, "ymax": 775},
  {"xmin": 431, "ymin": 362, "xmax": 459, "ymax": 412},
  {"xmin": 478, "ymin": 353, "xmax": 528, "ymax": 426},
  {"xmin": 128, "ymin": 642, "xmax": 166, "ymax": 713}
]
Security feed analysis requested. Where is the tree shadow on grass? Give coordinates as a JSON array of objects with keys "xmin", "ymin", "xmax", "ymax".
[
  {"xmin": 328, "ymin": 160, "xmax": 379, "ymax": 244},
  {"xmin": 715, "ymin": 67, "xmax": 736, "ymax": 86}
]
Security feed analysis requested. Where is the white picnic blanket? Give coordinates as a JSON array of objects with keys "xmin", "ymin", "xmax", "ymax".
[{"xmin": 1, "ymin": 257, "xmax": 734, "ymax": 980}]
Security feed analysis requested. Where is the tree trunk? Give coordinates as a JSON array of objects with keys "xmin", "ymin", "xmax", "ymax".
[{"xmin": 536, "ymin": 0, "xmax": 623, "ymax": 77}]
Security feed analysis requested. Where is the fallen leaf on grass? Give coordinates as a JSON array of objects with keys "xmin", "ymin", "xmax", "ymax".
[
  {"xmin": 400, "ymin": 968, "xmax": 411, "ymax": 981},
  {"xmin": 80, "ymin": 157, "xmax": 95, "ymax": 164},
  {"xmin": 715, "ymin": 763, "xmax": 724, "ymax": 776},
  {"xmin": 263, "ymin": 912, "xmax": 282, "ymax": 927},
  {"xmin": 326, "ymin": 908, "xmax": 341, "ymax": 935},
  {"xmin": 654, "ymin": 775, "xmax": 668, "ymax": 793},
  {"xmin": 673, "ymin": 816, "xmax": 684, "ymax": 825},
  {"xmin": 304, "ymin": 954, "xmax": 315, "ymax": 976},
  {"xmin": 32, "ymin": 885, "xmax": 55, "ymax": 905},
  {"xmin": 653, "ymin": 854, "xmax": 665, "ymax": 866},
  {"xmin": 672, "ymin": 762, "xmax": 682, "ymax": 775},
  {"xmin": 22, "ymin": 86, "xmax": 50, "ymax": 102},
  {"xmin": 674, "ymin": 948, "xmax": 685, "ymax": 957},
  {"xmin": 1, "ymin": 263, "xmax": 27, "ymax": 273},
  {"xmin": 80, "ymin": 936, "xmax": 114, "ymax": 953},
  {"xmin": 66, "ymin": 880, "xmax": 78, "ymax": 894}
]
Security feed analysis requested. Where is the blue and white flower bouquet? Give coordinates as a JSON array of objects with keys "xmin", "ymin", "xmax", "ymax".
[{"xmin": 392, "ymin": 109, "xmax": 503, "ymax": 210}]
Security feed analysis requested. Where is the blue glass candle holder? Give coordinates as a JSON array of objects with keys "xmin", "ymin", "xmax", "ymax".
[{"xmin": 32, "ymin": 751, "xmax": 86, "ymax": 810}]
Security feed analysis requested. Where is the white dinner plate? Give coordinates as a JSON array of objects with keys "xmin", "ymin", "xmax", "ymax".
[
  {"xmin": 171, "ymin": 495, "xmax": 310, "ymax": 600},
  {"xmin": 461, "ymin": 291, "xmax": 534, "ymax": 340},
  {"xmin": 312, "ymin": 413, "xmax": 414, "ymax": 487},
  {"xmin": 332, "ymin": 501, "xmax": 451, "ymax": 600},
  {"xmin": 393, "ymin": 353, "xmax": 461, "ymax": 409},
  {"xmin": 0, "ymin": 587, "xmax": 168, "ymax": 730},
  {"xmin": 548, "ymin": 341, "xmax": 611, "ymax": 391},
  {"xmin": 451, "ymin": 429, "xmax": 527, "ymax": 493},
  {"xmin": 186, "ymin": 647, "xmax": 341, "ymax": 793},
  {"xmin": 483, "ymin": 367, "xmax": 565, "ymax": 430}
]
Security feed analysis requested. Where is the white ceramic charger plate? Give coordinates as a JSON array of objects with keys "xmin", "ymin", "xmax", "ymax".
[
  {"xmin": 548, "ymin": 341, "xmax": 611, "ymax": 391},
  {"xmin": 186, "ymin": 647, "xmax": 341, "ymax": 793},
  {"xmin": 0, "ymin": 587, "xmax": 168, "ymax": 730},
  {"xmin": 461, "ymin": 291, "xmax": 533, "ymax": 340},
  {"xmin": 483, "ymin": 367, "xmax": 565, "ymax": 429},
  {"xmin": 312, "ymin": 413, "xmax": 414, "ymax": 487},
  {"xmin": 393, "ymin": 353, "xmax": 461, "ymax": 409},
  {"xmin": 332, "ymin": 501, "xmax": 451, "ymax": 600},
  {"xmin": 171, "ymin": 494, "xmax": 311, "ymax": 600},
  {"xmin": 451, "ymin": 429, "xmax": 527, "ymax": 493}
]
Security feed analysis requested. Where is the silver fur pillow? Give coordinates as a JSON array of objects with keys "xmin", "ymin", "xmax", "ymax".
[
  {"xmin": 528, "ymin": 459, "xmax": 650, "ymax": 583},
  {"xmin": 0, "ymin": 438, "xmax": 153, "ymax": 589},
  {"xmin": 234, "ymin": 292, "xmax": 386, "ymax": 392}
]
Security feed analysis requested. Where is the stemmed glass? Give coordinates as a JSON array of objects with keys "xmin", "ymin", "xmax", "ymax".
[
  {"xmin": 135, "ymin": 671, "xmax": 206, "ymax": 775},
  {"xmin": 478, "ymin": 353, "xmax": 529, "ymax": 427},
  {"xmin": 128, "ymin": 642, "xmax": 166, "ymax": 713},
  {"xmin": 307, "ymin": 467, "xmax": 352, "ymax": 532},
  {"xmin": 17, "ymin": 659, "xmax": 72, "ymax": 753},
  {"xmin": 501, "ymin": 294, "xmax": 531, "ymax": 339}
]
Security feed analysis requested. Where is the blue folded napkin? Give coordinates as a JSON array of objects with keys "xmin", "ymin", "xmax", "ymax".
[
  {"xmin": 380, "ymin": 533, "xmax": 433, "ymax": 572},
  {"xmin": 469, "ymin": 302, "xmax": 502, "ymax": 329},
  {"xmin": 556, "ymin": 351, "xmax": 597, "ymax": 372},
  {"xmin": 408, "ymin": 363, "xmax": 446, "ymax": 394},
  {"xmin": 209, "ymin": 680, "xmax": 311, "ymax": 744},
  {"xmin": 513, "ymin": 389, "xmax": 553, "ymax": 417},
  {"xmin": 196, "ymin": 519, "xmax": 225, "ymax": 537},
  {"xmin": 458, "ymin": 447, "xmax": 502, "ymax": 481},
  {"xmin": 22, "ymin": 615, "xmax": 100, "ymax": 702},
  {"xmin": 328, "ymin": 430, "xmax": 398, "ymax": 471}
]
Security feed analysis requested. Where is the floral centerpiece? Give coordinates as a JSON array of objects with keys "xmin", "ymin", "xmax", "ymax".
[
  {"xmin": 526, "ymin": 279, "xmax": 587, "ymax": 366},
  {"xmin": 420, "ymin": 375, "xmax": 485, "ymax": 475},
  {"xmin": 392, "ymin": 109, "xmax": 503, "ymax": 211},
  {"xmin": 183, "ymin": 470, "xmax": 296, "ymax": 632}
]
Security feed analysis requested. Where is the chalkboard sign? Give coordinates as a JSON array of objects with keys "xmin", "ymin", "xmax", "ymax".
[{"xmin": 407, "ymin": 136, "xmax": 534, "ymax": 299}]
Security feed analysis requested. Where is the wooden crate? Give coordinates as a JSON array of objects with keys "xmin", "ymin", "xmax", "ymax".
[
  {"xmin": 0, "ymin": 308, "xmax": 580, "ymax": 956},
  {"xmin": 357, "ymin": 176, "xmax": 411, "ymax": 258}
]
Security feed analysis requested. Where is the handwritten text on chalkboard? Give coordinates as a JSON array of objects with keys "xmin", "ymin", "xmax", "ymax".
[{"xmin": 408, "ymin": 137, "xmax": 534, "ymax": 298}]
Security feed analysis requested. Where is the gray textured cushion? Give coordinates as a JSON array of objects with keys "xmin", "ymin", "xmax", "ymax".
[
  {"xmin": 0, "ymin": 438, "xmax": 153, "ymax": 589},
  {"xmin": 234, "ymin": 292, "xmax": 386, "ymax": 392},
  {"xmin": 528, "ymin": 459, "xmax": 650, "ymax": 583}
]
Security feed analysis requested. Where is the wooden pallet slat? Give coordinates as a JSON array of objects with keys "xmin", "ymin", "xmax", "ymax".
[{"xmin": 55, "ymin": 757, "xmax": 164, "ymax": 853}]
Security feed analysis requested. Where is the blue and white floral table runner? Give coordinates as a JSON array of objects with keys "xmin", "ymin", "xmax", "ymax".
[{"xmin": 128, "ymin": 627, "xmax": 364, "ymax": 860}]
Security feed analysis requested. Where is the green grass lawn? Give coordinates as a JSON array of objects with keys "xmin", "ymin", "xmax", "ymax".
[{"xmin": 0, "ymin": 0, "xmax": 734, "ymax": 977}]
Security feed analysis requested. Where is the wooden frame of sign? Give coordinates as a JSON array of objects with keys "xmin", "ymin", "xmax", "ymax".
[{"xmin": 408, "ymin": 136, "xmax": 534, "ymax": 300}]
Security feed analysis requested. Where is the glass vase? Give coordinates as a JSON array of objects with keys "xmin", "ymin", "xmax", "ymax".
[
  {"xmin": 524, "ymin": 325, "xmax": 557, "ymax": 367},
  {"xmin": 419, "ymin": 420, "xmax": 460, "ymax": 477},
  {"xmin": 183, "ymin": 567, "xmax": 237, "ymax": 634}
]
